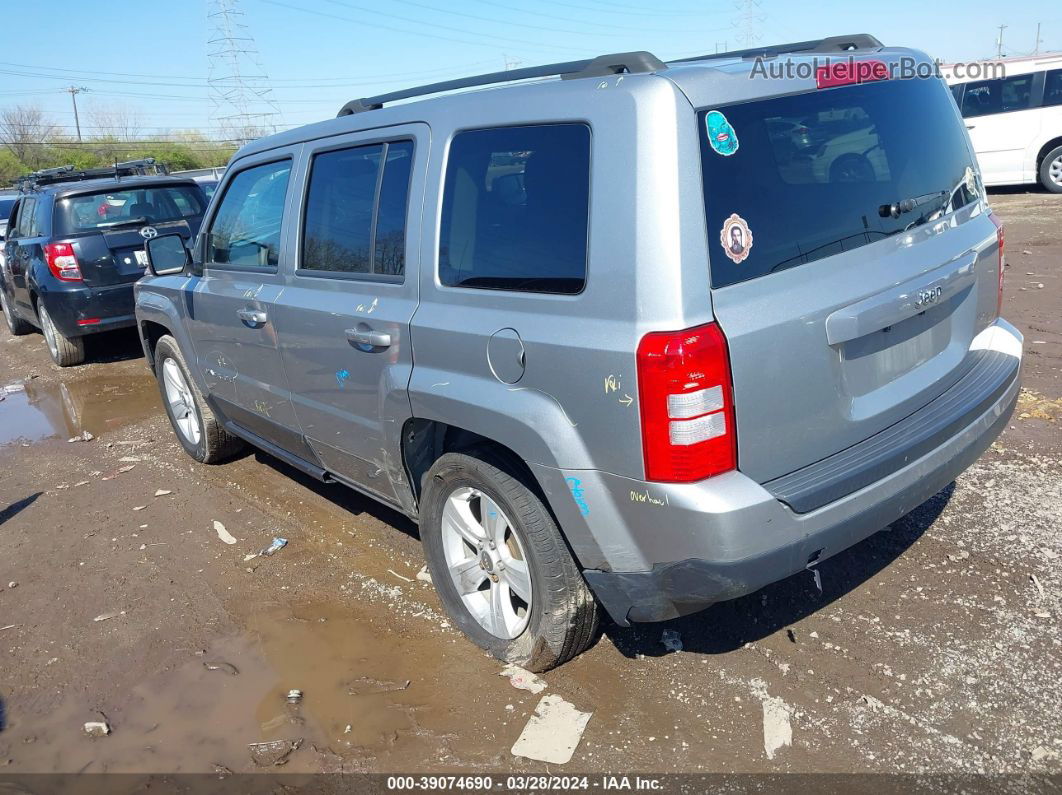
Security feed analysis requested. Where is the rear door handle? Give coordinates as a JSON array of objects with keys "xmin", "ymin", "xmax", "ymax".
[
  {"xmin": 236, "ymin": 308, "xmax": 268, "ymax": 326},
  {"xmin": 345, "ymin": 328, "xmax": 392, "ymax": 348}
]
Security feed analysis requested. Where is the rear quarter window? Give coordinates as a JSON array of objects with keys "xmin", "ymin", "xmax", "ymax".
[{"xmin": 439, "ymin": 123, "xmax": 590, "ymax": 295}]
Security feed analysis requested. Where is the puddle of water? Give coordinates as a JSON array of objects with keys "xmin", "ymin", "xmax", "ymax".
[
  {"xmin": 0, "ymin": 375, "xmax": 160, "ymax": 446},
  {"xmin": 0, "ymin": 602, "xmax": 494, "ymax": 773}
]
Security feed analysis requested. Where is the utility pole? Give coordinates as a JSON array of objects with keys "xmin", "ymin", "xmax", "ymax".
[
  {"xmin": 66, "ymin": 86, "xmax": 87, "ymax": 142},
  {"xmin": 995, "ymin": 24, "xmax": 1007, "ymax": 59},
  {"xmin": 1033, "ymin": 22, "xmax": 1042, "ymax": 55}
]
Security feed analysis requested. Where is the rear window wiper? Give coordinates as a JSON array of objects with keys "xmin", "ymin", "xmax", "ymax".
[
  {"xmin": 96, "ymin": 216, "xmax": 150, "ymax": 229},
  {"xmin": 877, "ymin": 191, "xmax": 946, "ymax": 220}
]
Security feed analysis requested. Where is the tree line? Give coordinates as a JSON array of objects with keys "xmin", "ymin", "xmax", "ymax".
[{"xmin": 0, "ymin": 104, "xmax": 240, "ymax": 186}]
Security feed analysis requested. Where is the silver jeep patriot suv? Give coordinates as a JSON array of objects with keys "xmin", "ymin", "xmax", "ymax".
[{"xmin": 136, "ymin": 35, "xmax": 1022, "ymax": 670}]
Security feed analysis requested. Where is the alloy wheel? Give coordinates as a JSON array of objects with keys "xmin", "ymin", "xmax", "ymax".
[
  {"xmin": 440, "ymin": 486, "xmax": 532, "ymax": 639},
  {"xmin": 162, "ymin": 358, "xmax": 202, "ymax": 446}
]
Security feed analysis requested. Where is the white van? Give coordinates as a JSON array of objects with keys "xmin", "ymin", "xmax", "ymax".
[{"xmin": 943, "ymin": 53, "xmax": 1062, "ymax": 192}]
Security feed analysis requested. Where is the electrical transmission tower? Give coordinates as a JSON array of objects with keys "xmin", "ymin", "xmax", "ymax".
[
  {"xmin": 731, "ymin": 0, "xmax": 765, "ymax": 50},
  {"xmin": 207, "ymin": 0, "xmax": 282, "ymax": 145}
]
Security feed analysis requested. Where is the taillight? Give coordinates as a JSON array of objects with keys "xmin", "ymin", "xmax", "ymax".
[
  {"xmin": 989, "ymin": 211, "xmax": 1004, "ymax": 315},
  {"xmin": 636, "ymin": 323, "xmax": 737, "ymax": 482},
  {"xmin": 43, "ymin": 242, "xmax": 82, "ymax": 282}
]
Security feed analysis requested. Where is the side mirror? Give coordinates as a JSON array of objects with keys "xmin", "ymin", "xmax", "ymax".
[{"xmin": 145, "ymin": 233, "xmax": 191, "ymax": 276}]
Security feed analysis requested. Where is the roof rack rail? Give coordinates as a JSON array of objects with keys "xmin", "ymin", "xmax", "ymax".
[
  {"xmin": 16, "ymin": 158, "xmax": 169, "ymax": 191},
  {"xmin": 671, "ymin": 34, "xmax": 883, "ymax": 65},
  {"xmin": 338, "ymin": 51, "xmax": 667, "ymax": 116}
]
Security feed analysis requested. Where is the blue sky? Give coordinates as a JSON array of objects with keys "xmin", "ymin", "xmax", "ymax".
[{"xmin": 2, "ymin": 0, "xmax": 1059, "ymax": 140}]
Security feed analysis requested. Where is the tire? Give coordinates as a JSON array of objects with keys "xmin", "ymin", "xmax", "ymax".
[
  {"xmin": 0, "ymin": 288, "xmax": 32, "ymax": 336},
  {"xmin": 1039, "ymin": 145, "xmax": 1062, "ymax": 194},
  {"xmin": 420, "ymin": 449, "xmax": 599, "ymax": 672},
  {"xmin": 38, "ymin": 303, "xmax": 84, "ymax": 367},
  {"xmin": 154, "ymin": 334, "xmax": 244, "ymax": 464}
]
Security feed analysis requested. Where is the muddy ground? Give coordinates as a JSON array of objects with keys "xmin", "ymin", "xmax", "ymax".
[{"xmin": 0, "ymin": 190, "xmax": 1059, "ymax": 779}]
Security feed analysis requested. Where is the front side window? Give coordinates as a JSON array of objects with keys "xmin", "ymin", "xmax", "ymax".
[
  {"xmin": 439, "ymin": 124, "xmax": 590, "ymax": 294},
  {"xmin": 300, "ymin": 140, "xmax": 413, "ymax": 278},
  {"xmin": 960, "ymin": 74, "xmax": 1035, "ymax": 117},
  {"xmin": 207, "ymin": 160, "xmax": 291, "ymax": 270}
]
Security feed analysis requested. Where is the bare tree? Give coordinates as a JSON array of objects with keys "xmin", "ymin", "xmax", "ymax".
[
  {"xmin": 0, "ymin": 105, "xmax": 58, "ymax": 168},
  {"xmin": 86, "ymin": 102, "xmax": 143, "ymax": 141}
]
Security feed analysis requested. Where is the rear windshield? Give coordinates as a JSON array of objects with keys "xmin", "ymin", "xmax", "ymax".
[
  {"xmin": 54, "ymin": 185, "xmax": 206, "ymax": 235},
  {"xmin": 0, "ymin": 197, "xmax": 16, "ymax": 222},
  {"xmin": 699, "ymin": 77, "xmax": 980, "ymax": 288}
]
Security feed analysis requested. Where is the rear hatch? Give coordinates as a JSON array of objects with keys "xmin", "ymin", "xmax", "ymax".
[
  {"xmin": 696, "ymin": 72, "xmax": 1002, "ymax": 485},
  {"xmin": 55, "ymin": 183, "xmax": 206, "ymax": 286}
]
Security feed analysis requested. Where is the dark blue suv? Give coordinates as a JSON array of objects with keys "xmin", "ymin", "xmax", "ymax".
[{"xmin": 1, "ymin": 165, "xmax": 207, "ymax": 366}]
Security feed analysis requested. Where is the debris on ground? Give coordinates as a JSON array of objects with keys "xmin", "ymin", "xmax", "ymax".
[
  {"xmin": 511, "ymin": 694, "xmax": 592, "ymax": 765},
  {"xmin": 202, "ymin": 661, "xmax": 239, "ymax": 676},
  {"xmin": 83, "ymin": 718, "xmax": 111, "ymax": 737},
  {"xmin": 345, "ymin": 676, "xmax": 410, "ymax": 694},
  {"xmin": 0, "ymin": 624, "xmax": 18, "ymax": 632},
  {"xmin": 154, "ymin": 489, "xmax": 172, "ymax": 497},
  {"xmin": 92, "ymin": 611, "xmax": 124, "ymax": 622},
  {"xmin": 67, "ymin": 431, "xmax": 94, "ymax": 443},
  {"xmin": 751, "ymin": 679, "xmax": 792, "ymax": 760},
  {"xmin": 243, "ymin": 537, "xmax": 287, "ymax": 561},
  {"xmin": 415, "ymin": 565, "xmax": 432, "ymax": 584},
  {"xmin": 7, "ymin": 582, "xmax": 17, "ymax": 589},
  {"xmin": 661, "ymin": 629, "xmax": 683, "ymax": 653},
  {"xmin": 248, "ymin": 738, "xmax": 302, "ymax": 767},
  {"xmin": 133, "ymin": 506, "xmax": 146, "ymax": 512},
  {"xmin": 286, "ymin": 689, "xmax": 303, "ymax": 704},
  {"xmin": 1031, "ymin": 573, "xmax": 1045, "ymax": 600},
  {"xmin": 388, "ymin": 568, "xmax": 413, "ymax": 583},
  {"xmin": 500, "ymin": 663, "xmax": 547, "ymax": 694},
  {"xmin": 213, "ymin": 520, "xmax": 237, "ymax": 545},
  {"xmin": 860, "ymin": 694, "xmax": 886, "ymax": 711},
  {"xmin": 3, "ymin": 384, "xmax": 25, "ymax": 394}
]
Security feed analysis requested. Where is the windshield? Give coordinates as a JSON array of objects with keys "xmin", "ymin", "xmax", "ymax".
[
  {"xmin": 699, "ymin": 77, "xmax": 980, "ymax": 288},
  {"xmin": 55, "ymin": 185, "xmax": 206, "ymax": 235}
]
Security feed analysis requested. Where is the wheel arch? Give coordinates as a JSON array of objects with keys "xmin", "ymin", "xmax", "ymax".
[
  {"xmin": 401, "ymin": 418, "xmax": 607, "ymax": 570},
  {"xmin": 1036, "ymin": 136, "xmax": 1062, "ymax": 168}
]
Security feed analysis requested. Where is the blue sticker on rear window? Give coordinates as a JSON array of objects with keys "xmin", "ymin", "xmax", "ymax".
[{"xmin": 706, "ymin": 110, "xmax": 739, "ymax": 156}]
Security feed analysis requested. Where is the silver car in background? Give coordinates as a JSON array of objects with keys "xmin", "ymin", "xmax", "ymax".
[{"xmin": 135, "ymin": 34, "xmax": 1022, "ymax": 670}]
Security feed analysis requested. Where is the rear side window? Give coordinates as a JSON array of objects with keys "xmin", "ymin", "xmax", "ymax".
[
  {"xmin": 207, "ymin": 160, "xmax": 291, "ymax": 270},
  {"xmin": 16, "ymin": 198, "xmax": 36, "ymax": 237},
  {"xmin": 300, "ymin": 139, "xmax": 413, "ymax": 278},
  {"xmin": 439, "ymin": 124, "xmax": 590, "ymax": 294},
  {"xmin": 1045, "ymin": 69, "xmax": 1062, "ymax": 107},
  {"xmin": 55, "ymin": 185, "xmax": 205, "ymax": 235},
  {"xmin": 960, "ymin": 74, "xmax": 1035, "ymax": 117},
  {"xmin": 699, "ymin": 77, "xmax": 980, "ymax": 288}
]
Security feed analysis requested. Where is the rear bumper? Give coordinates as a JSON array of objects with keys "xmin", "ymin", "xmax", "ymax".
[
  {"xmin": 575, "ymin": 319, "xmax": 1022, "ymax": 625},
  {"xmin": 39, "ymin": 282, "xmax": 136, "ymax": 337}
]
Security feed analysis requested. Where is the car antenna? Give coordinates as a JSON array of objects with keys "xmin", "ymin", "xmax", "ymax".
[{"xmin": 114, "ymin": 158, "xmax": 120, "ymax": 182}]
